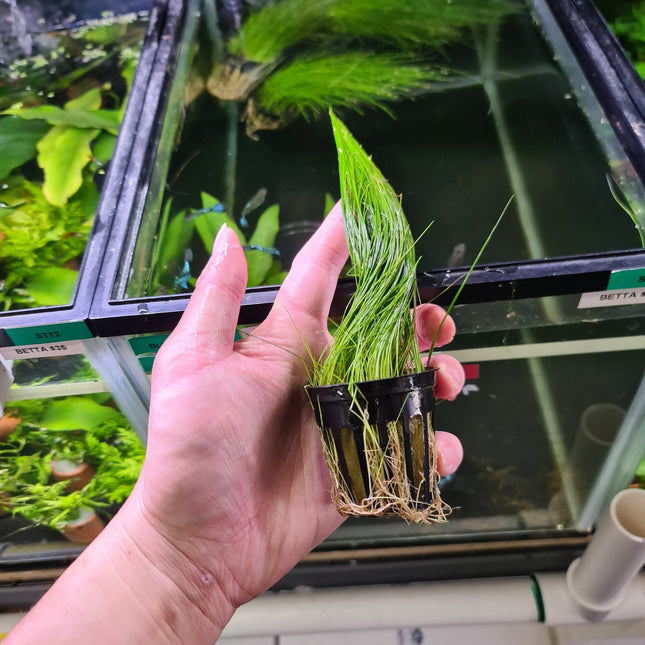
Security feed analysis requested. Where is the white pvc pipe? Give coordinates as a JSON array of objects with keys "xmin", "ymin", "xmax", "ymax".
[
  {"xmin": 566, "ymin": 488, "xmax": 645, "ymax": 621},
  {"xmin": 221, "ymin": 578, "xmax": 539, "ymax": 638}
]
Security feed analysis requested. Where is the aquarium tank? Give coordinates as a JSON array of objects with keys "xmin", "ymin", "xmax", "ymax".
[
  {"xmin": 0, "ymin": 0, "xmax": 640, "ymax": 594},
  {"xmin": 0, "ymin": 3, "xmax": 149, "ymax": 322}
]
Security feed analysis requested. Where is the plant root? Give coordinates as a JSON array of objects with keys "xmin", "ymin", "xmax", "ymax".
[{"xmin": 323, "ymin": 414, "xmax": 451, "ymax": 524}]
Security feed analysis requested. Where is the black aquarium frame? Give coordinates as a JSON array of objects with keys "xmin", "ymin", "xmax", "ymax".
[
  {"xmin": 87, "ymin": 0, "xmax": 645, "ymax": 338},
  {"xmin": 0, "ymin": 1, "xmax": 173, "ymax": 347}
]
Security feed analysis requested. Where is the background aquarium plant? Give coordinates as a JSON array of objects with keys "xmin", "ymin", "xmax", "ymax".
[
  {"xmin": 603, "ymin": 0, "xmax": 645, "ymax": 79},
  {"xmin": 0, "ymin": 392, "xmax": 144, "ymax": 541},
  {"xmin": 0, "ymin": 11, "xmax": 146, "ymax": 310}
]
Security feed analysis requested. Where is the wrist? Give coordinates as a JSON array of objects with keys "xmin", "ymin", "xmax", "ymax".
[{"xmin": 107, "ymin": 490, "xmax": 239, "ymax": 642}]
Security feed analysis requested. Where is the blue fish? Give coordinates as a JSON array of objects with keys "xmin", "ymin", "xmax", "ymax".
[
  {"xmin": 174, "ymin": 249, "xmax": 193, "ymax": 290},
  {"xmin": 184, "ymin": 202, "xmax": 226, "ymax": 221},
  {"xmin": 243, "ymin": 244, "xmax": 280, "ymax": 257},
  {"xmin": 239, "ymin": 187, "xmax": 267, "ymax": 228}
]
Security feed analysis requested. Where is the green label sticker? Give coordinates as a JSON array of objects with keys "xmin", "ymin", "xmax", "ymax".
[
  {"xmin": 607, "ymin": 268, "xmax": 645, "ymax": 290},
  {"xmin": 129, "ymin": 334, "xmax": 169, "ymax": 357},
  {"xmin": 138, "ymin": 355, "xmax": 156, "ymax": 373},
  {"xmin": 5, "ymin": 321, "xmax": 92, "ymax": 346}
]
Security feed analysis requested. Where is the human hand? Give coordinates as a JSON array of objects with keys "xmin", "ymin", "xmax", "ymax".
[
  {"xmin": 129, "ymin": 202, "xmax": 464, "ymax": 628},
  {"xmin": 5, "ymin": 202, "xmax": 465, "ymax": 645}
]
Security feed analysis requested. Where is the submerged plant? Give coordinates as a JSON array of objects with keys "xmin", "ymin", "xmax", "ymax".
[
  {"xmin": 0, "ymin": 396, "xmax": 145, "ymax": 536},
  {"xmin": 0, "ymin": 17, "xmax": 142, "ymax": 310},
  {"xmin": 610, "ymin": 2, "xmax": 645, "ymax": 79},
  {"xmin": 202, "ymin": 0, "xmax": 513, "ymax": 136},
  {"xmin": 148, "ymin": 191, "xmax": 286, "ymax": 295}
]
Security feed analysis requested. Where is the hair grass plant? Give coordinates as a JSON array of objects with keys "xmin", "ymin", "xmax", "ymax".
[
  {"xmin": 205, "ymin": 0, "xmax": 513, "ymax": 135},
  {"xmin": 307, "ymin": 111, "xmax": 441, "ymax": 523},
  {"xmin": 307, "ymin": 111, "xmax": 508, "ymax": 523}
]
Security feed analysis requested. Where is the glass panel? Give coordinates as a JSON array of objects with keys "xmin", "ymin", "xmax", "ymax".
[
  {"xmin": 0, "ymin": 350, "xmax": 144, "ymax": 546},
  {"xmin": 320, "ymin": 348, "xmax": 645, "ymax": 548},
  {"xmin": 120, "ymin": 0, "xmax": 645, "ymax": 301},
  {"xmin": 0, "ymin": 10, "xmax": 147, "ymax": 311}
]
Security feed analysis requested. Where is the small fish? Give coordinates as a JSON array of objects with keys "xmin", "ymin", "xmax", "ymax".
[
  {"xmin": 0, "ymin": 200, "xmax": 26, "ymax": 212},
  {"xmin": 174, "ymin": 249, "xmax": 193, "ymax": 290},
  {"xmin": 446, "ymin": 242, "xmax": 466, "ymax": 269},
  {"xmin": 239, "ymin": 187, "xmax": 267, "ymax": 228},
  {"xmin": 184, "ymin": 202, "xmax": 226, "ymax": 221},
  {"xmin": 242, "ymin": 244, "xmax": 280, "ymax": 257}
]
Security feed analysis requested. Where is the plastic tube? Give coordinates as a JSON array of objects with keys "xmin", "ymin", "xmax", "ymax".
[
  {"xmin": 221, "ymin": 578, "xmax": 539, "ymax": 637},
  {"xmin": 566, "ymin": 488, "xmax": 645, "ymax": 621}
]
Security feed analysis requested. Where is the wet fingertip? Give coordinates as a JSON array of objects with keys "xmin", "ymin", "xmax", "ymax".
[
  {"xmin": 433, "ymin": 313, "xmax": 456, "ymax": 347},
  {"xmin": 436, "ymin": 431, "xmax": 463, "ymax": 477}
]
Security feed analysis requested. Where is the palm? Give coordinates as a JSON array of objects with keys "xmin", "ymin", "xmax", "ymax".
[{"xmin": 140, "ymin": 241, "xmax": 344, "ymax": 601}]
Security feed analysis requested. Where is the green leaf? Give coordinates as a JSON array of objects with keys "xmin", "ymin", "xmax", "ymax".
[
  {"xmin": 3, "ymin": 105, "xmax": 120, "ymax": 133},
  {"xmin": 70, "ymin": 177, "xmax": 100, "ymax": 219},
  {"xmin": 91, "ymin": 131, "xmax": 117, "ymax": 164},
  {"xmin": 64, "ymin": 87, "xmax": 102, "ymax": 112},
  {"xmin": 81, "ymin": 22, "xmax": 127, "ymax": 45},
  {"xmin": 26, "ymin": 266, "xmax": 78, "ymax": 306},
  {"xmin": 246, "ymin": 204, "xmax": 280, "ymax": 287},
  {"xmin": 0, "ymin": 117, "xmax": 51, "ymax": 179},
  {"xmin": 41, "ymin": 398, "xmax": 120, "ymax": 431},
  {"xmin": 193, "ymin": 192, "xmax": 246, "ymax": 252},
  {"xmin": 37, "ymin": 126, "xmax": 100, "ymax": 205}
]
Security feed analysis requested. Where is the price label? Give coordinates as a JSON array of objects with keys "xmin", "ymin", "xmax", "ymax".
[
  {"xmin": 128, "ymin": 334, "xmax": 169, "ymax": 357},
  {"xmin": 578, "ymin": 288, "xmax": 645, "ymax": 308},
  {"xmin": 0, "ymin": 339, "xmax": 86, "ymax": 360},
  {"xmin": 607, "ymin": 268, "xmax": 645, "ymax": 291}
]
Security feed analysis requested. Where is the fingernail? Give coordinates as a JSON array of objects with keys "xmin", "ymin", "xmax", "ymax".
[{"xmin": 213, "ymin": 223, "xmax": 228, "ymax": 253}]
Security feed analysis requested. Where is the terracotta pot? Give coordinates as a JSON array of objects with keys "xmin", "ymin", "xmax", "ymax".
[
  {"xmin": 50, "ymin": 459, "xmax": 96, "ymax": 491},
  {"xmin": 0, "ymin": 413, "xmax": 21, "ymax": 441},
  {"xmin": 61, "ymin": 507, "xmax": 105, "ymax": 544}
]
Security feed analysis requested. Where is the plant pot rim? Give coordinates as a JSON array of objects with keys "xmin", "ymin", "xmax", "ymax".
[{"xmin": 306, "ymin": 368, "xmax": 437, "ymax": 401}]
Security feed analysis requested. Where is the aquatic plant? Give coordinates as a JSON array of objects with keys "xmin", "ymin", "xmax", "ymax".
[
  {"xmin": 610, "ymin": 2, "xmax": 645, "ymax": 79},
  {"xmin": 253, "ymin": 51, "xmax": 446, "ymax": 130},
  {"xmin": 0, "ymin": 396, "xmax": 145, "ymax": 534},
  {"xmin": 203, "ymin": 0, "xmax": 513, "ymax": 135},
  {"xmin": 148, "ymin": 191, "xmax": 286, "ymax": 295},
  {"xmin": 0, "ymin": 178, "xmax": 94, "ymax": 309},
  {"xmin": 313, "ymin": 111, "xmax": 424, "ymax": 388},
  {"xmin": 0, "ymin": 17, "xmax": 141, "ymax": 309},
  {"xmin": 307, "ymin": 111, "xmax": 507, "ymax": 523}
]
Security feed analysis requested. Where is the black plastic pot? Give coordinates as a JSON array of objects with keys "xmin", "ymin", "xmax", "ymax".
[{"xmin": 306, "ymin": 369, "xmax": 447, "ymax": 522}]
